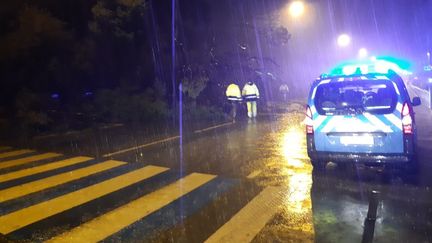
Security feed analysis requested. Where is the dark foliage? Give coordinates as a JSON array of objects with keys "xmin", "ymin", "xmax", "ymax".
[{"xmin": 0, "ymin": 0, "xmax": 289, "ymax": 135}]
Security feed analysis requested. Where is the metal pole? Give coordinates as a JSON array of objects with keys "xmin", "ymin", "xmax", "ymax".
[
  {"xmin": 429, "ymin": 83, "xmax": 432, "ymax": 110},
  {"xmin": 366, "ymin": 191, "xmax": 379, "ymax": 220},
  {"xmin": 362, "ymin": 190, "xmax": 380, "ymax": 243},
  {"xmin": 427, "ymin": 51, "xmax": 431, "ymax": 66},
  {"xmin": 171, "ymin": 0, "xmax": 177, "ymax": 126}
]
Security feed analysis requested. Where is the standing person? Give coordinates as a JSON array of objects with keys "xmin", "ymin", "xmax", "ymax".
[
  {"xmin": 279, "ymin": 83, "xmax": 289, "ymax": 102},
  {"xmin": 242, "ymin": 81, "xmax": 260, "ymax": 119},
  {"xmin": 225, "ymin": 82, "xmax": 242, "ymax": 121}
]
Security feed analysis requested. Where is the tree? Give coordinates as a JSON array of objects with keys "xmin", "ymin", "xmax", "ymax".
[
  {"xmin": 89, "ymin": 0, "xmax": 147, "ymax": 38},
  {"xmin": 0, "ymin": 5, "xmax": 74, "ymax": 110},
  {"xmin": 0, "ymin": 6, "xmax": 70, "ymax": 62},
  {"xmin": 181, "ymin": 69, "xmax": 209, "ymax": 101},
  {"xmin": 174, "ymin": 0, "xmax": 290, "ymax": 105},
  {"xmin": 87, "ymin": 0, "xmax": 154, "ymax": 89}
]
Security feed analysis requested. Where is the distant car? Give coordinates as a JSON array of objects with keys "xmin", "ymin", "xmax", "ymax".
[{"xmin": 305, "ymin": 71, "xmax": 421, "ymax": 171}]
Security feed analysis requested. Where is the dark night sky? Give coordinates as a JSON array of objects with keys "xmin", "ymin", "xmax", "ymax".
[{"xmin": 278, "ymin": 0, "xmax": 432, "ymax": 83}]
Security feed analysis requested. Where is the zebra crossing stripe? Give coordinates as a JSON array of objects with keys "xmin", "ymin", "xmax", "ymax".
[
  {"xmin": 0, "ymin": 160, "xmax": 125, "ymax": 203},
  {"xmin": 0, "ymin": 156, "xmax": 93, "ymax": 183},
  {"xmin": 205, "ymin": 186, "xmax": 286, "ymax": 243},
  {"xmin": 46, "ymin": 173, "xmax": 216, "ymax": 243},
  {"xmin": 0, "ymin": 165, "xmax": 169, "ymax": 234},
  {"xmin": 0, "ymin": 150, "xmax": 34, "ymax": 160},
  {"xmin": 0, "ymin": 153, "xmax": 62, "ymax": 170}
]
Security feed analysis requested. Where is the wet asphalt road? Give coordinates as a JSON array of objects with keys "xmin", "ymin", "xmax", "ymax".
[
  {"xmin": 110, "ymin": 105, "xmax": 432, "ymax": 242},
  {"xmin": 1, "ymin": 101, "xmax": 432, "ymax": 242}
]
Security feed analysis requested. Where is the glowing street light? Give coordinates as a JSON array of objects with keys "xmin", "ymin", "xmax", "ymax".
[
  {"xmin": 337, "ymin": 34, "xmax": 351, "ymax": 47},
  {"xmin": 289, "ymin": 1, "xmax": 305, "ymax": 18},
  {"xmin": 358, "ymin": 48, "xmax": 368, "ymax": 58}
]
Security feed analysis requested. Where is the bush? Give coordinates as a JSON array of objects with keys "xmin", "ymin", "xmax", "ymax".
[
  {"xmin": 15, "ymin": 89, "xmax": 52, "ymax": 133},
  {"xmin": 182, "ymin": 103, "xmax": 226, "ymax": 122},
  {"xmin": 93, "ymin": 88, "xmax": 170, "ymax": 123}
]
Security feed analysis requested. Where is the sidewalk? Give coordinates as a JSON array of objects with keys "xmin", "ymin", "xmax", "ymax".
[
  {"xmin": 1, "ymin": 117, "xmax": 233, "ymax": 159},
  {"xmin": 261, "ymin": 100, "xmax": 306, "ymax": 115}
]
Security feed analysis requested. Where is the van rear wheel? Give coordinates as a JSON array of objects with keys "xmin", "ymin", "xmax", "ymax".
[
  {"xmin": 311, "ymin": 160, "xmax": 327, "ymax": 171},
  {"xmin": 405, "ymin": 155, "xmax": 419, "ymax": 174}
]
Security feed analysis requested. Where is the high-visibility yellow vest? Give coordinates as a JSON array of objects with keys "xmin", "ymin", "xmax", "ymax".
[
  {"xmin": 226, "ymin": 84, "xmax": 242, "ymax": 101},
  {"xmin": 242, "ymin": 83, "xmax": 260, "ymax": 100}
]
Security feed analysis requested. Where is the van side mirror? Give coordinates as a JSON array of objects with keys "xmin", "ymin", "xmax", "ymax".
[{"xmin": 412, "ymin": 97, "xmax": 421, "ymax": 106}]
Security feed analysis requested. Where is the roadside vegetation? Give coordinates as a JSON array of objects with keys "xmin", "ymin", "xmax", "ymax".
[{"xmin": 0, "ymin": 0, "xmax": 291, "ymax": 139}]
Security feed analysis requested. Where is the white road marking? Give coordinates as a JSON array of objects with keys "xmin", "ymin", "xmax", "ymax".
[
  {"xmin": 99, "ymin": 123, "xmax": 124, "ymax": 130},
  {"xmin": 102, "ymin": 136, "xmax": 180, "ymax": 157},
  {"xmin": 33, "ymin": 124, "xmax": 124, "ymax": 140},
  {"xmin": 194, "ymin": 122, "xmax": 234, "ymax": 134},
  {"xmin": 33, "ymin": 131, "xmax": 81, "ymax": 140},
  {"xmin": 103, "ymin": 122, "xmax": 234, "ymax": 157}
]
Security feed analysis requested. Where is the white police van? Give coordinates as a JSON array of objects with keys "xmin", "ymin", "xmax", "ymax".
[{"xmin": 305, "ymin": 70, "xmax": 421, "ymax": 171}]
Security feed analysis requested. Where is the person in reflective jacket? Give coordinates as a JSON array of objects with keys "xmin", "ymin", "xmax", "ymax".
[
  {"xmin": 242, "ymin": 81, "xmax": 260, "ymax": 118},
  {"xmin": 225, "ymin": 83, "xmax": 242, "ymax": 121}
]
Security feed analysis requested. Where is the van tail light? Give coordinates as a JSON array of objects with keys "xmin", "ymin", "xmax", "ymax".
[
  {"xmin": 401, "ymin": 102, "xmax": 412, "ymax": 134},
  {"xmin": 305, "ymin": 106, "xmax": 314, "ymax": 134}
]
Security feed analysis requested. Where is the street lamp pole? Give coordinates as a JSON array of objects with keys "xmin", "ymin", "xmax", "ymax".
[
  {"xmin": 428, "ymin": 51, "xmax": 432, "ymax": 109},
  {"xmin": 427, "ymin": 51, "xmax": 431, "ymax": 66}
]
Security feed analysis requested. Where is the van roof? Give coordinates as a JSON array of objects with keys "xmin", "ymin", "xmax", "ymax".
[{"xmin": 314, "ymin": 70, "xmax": 405, "ymax": 87}]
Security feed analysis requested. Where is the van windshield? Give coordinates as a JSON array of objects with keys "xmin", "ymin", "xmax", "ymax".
[{"xmin": 314, "ymin": 80, "xmax": 398, "ymax": 115}]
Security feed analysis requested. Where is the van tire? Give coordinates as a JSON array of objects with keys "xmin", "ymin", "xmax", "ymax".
[
  {"xmin": 336, "ymin": 163, "xmax": 349, "ymax": 170},
  {"xmin": 311, "ymin": 160, "xmax": 327, "ymax": 171},
  {"xmin": 405, "ymin": 155, "xmax": 419, "ymax": 174}
]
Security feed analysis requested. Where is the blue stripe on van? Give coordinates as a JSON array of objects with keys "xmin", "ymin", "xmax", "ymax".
[
  {"xmin": 315, "ymin": 116, "xmax": 332, "ymax": 132},
  {"xmin": 377, "ymin": 115, "xmax": 401, "ymax": 131}
]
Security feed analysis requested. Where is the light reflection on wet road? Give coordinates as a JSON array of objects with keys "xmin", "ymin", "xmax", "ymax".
[
  {"xmin": 122, "ymin": 107, "xmax": 432, "ymax": 242},
  {"xmin": 250, "ymin": 113, "xmax": 314, "ymax": 242}
]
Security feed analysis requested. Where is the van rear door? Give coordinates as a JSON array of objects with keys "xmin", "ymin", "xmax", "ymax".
[{"xmin": 312, "ymin": 79, "xmax": 403, "ymax": 154}]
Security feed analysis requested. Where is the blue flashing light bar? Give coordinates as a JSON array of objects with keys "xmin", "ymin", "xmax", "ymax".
[{"xmin": 330, "ymin": 57, "xmax": 412, "ymax": 76}]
